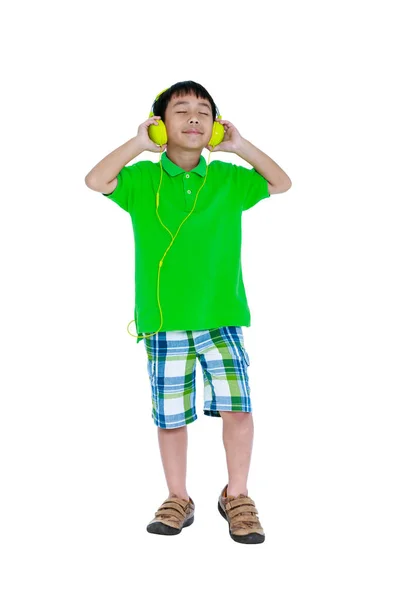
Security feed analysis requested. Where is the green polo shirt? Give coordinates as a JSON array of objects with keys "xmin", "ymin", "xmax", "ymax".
[{"xmin": 102, "ymin": 151, "xmax": 270, "ymax": 343}]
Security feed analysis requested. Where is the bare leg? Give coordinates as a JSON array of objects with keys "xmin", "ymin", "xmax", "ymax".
[
  {"xmin": 220, "ymin": 412, "xmax": 254, "ymax": 496},
  {"xmin": 157, "ymin": 425, "xmax": 190, "ymax": 501}
]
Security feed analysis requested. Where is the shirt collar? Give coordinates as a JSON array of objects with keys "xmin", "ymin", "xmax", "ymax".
[{"xmin": 161, "ymin": 151, "xmax": 207, "ymax": 178}]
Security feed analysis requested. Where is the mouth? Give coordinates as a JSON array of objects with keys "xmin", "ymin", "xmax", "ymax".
[{"xmin": 184, "ymin": 131, "xmax": 202, "ymax": 135}]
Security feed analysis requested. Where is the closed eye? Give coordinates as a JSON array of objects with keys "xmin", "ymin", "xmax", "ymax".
[{"xmin": 177, "ymin": 111, "xmax": 209, "ymax": 115}]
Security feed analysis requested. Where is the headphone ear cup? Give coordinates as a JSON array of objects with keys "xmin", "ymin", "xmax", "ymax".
[
  {"xmin": 148, "ymin": 120, "xmax": 168, "ymax": 146},
  {"xmin": 208, "ymin": 121, "xmax": 224, "ymax": 148}
]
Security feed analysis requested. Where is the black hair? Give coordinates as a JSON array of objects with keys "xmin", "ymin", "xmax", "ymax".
[{"xmin": 151, "ymin": 80, "xmax": 219, "ymax": 122}]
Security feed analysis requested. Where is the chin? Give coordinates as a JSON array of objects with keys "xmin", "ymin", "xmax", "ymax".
[{"xmin": 181, "ymin": 142, "xmax": 206, "ymax": 150}]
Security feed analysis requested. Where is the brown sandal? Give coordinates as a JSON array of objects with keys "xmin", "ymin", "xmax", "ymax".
[
  {"xmin": 147, "ymin": 495, "xmax": 195, "ymax": 535},
  {"xmin": 218, "ymin": 484, "xmax": 265, "ymax": 544}
]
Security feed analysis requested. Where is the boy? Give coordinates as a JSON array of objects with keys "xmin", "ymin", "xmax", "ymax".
[{"xmin": 85, "ymin": 81, "xmax": 292, "ymax": 544}]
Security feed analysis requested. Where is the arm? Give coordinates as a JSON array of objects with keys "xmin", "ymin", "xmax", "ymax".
[
  {"xmin": 84, "ymin": 136, "xmax": 145, "ymax": 194},
  {"xmin": 235, "ymin": 138, "xmax": 292, "ymax": 193}
]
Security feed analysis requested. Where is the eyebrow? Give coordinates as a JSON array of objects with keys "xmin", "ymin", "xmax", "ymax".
[{"xmin": 172, "ymin": 100, "xmax": 211, "ymax": 110}]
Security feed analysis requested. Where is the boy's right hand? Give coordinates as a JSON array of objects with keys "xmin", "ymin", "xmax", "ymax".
[{"xmin": 136, "ymin": 116, "xmax": 167, "ymax": 153}]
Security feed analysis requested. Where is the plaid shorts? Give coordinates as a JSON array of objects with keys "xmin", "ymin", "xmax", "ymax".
[{"xmin": 143, "ymin": 326, "xmax": 252, "ymax": 429}]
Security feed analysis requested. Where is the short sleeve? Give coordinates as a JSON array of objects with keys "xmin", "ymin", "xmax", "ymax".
[
  {"xmin": 234, "ymin": 165, "xmax": 270, "ymax": 211},
  {"xmin": 102, "ymin": 163, "xmax": 141, "ymax": 212}
]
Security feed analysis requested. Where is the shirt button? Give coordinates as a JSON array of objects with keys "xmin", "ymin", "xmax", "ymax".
[
  {"xmin": 187, "ymin": 190, "xmax": 191, "ymax": 194},
  {"xmin": 185, "ymin": 174, "xmax": 190, "ymax": 178}
]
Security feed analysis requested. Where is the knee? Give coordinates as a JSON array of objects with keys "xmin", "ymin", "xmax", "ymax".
[{"xmin": 220, "ymin": 411, "xmax": 252, "ymax": 424}]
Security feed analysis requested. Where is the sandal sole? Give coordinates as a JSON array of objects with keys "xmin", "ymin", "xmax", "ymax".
[{"xmin": 147, "ymin": 514, "xmax": 194, "ymax": 535}]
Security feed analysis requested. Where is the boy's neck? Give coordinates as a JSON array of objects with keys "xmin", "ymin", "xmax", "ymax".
[{"xmin": 166, "ymin": 147, "xmax": 203, "ymax": 172}]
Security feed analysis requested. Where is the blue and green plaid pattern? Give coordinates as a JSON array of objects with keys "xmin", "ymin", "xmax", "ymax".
[{"xmin": 144, "ymin": 326, "xmax": 252, "ymax": 429}]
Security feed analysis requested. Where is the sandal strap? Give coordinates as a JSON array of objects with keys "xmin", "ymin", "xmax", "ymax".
[
  {"xmin": 224, "ymin": 495, "xmax": 262, "ymax": 530},
  {"xmin": 228, "ymin": 505, "xmax": 258, "ymax": 519},
  {"xmin": 165, "ymin": 496, "xmax": 190, "ymax": 510},
  {"xmin": 231, "ymin": 513, "xmax": 261, "ymax": 526},
  {"xmin": 156, "ymin": 501, "xmax": 186, "ymax": 518},
  {"xmin": 225, "ymin": 496, "xmax": 255, "ymax": 511}
]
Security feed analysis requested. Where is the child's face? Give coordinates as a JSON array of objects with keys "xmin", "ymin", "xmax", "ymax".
[{"xmin": 163, "ymin": 92, "xmax": 214, "ymax": 150}]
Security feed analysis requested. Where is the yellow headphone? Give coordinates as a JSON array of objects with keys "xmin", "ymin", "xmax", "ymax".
[{"xmin": 127, "ymin": 87, "xmax": 225, "ymax": 340}]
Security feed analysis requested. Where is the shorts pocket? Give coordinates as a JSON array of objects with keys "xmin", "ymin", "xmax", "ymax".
[
  {"xmin": 147, "ymin": 359, "xmax": 155, "ymax": 382},
  {"xmin": 239, "ymin": 343, "xmax": 250, "ymax": 367}
]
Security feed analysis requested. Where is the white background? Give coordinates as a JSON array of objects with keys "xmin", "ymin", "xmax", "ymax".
[{"xmin": 1, "ymin": 0, "xmax": 399, "ymax": 598}]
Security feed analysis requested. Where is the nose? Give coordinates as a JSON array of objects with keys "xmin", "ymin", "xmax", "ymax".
[{"xmin": 189, "ymin": 116, "xmax": 199, "ymax": 124}]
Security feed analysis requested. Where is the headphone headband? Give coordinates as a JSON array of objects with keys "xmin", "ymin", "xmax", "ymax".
[
  {"xmin": 149, "ymin": 86, "xmax": 221, "ymax": 120},
  {"xmin": 149, "ymin": 87, "xmax": 170, "ymax": 117}
]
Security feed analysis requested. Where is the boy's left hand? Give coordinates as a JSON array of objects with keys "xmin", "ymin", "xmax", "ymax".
[{"xmin": 206, "ymin": 119, "xmax": 243, "ymax": 153}]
